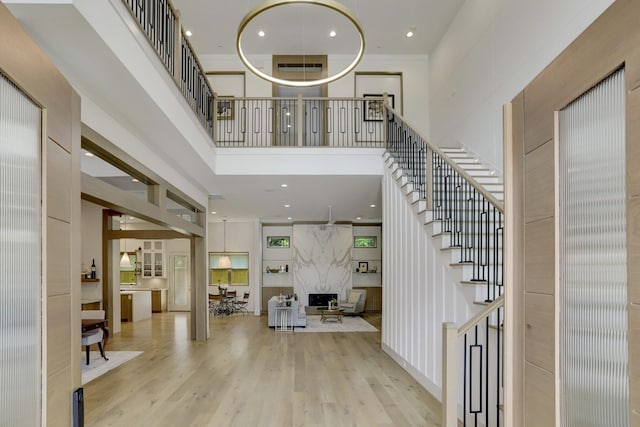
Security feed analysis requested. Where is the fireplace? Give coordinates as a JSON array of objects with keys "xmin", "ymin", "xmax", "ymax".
[{"xmin": 308, "ymin": 293, "xmax": 338, "ymax": 307}]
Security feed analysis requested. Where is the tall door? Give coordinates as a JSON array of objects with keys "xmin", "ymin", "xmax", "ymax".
[
  {"xmin": 168, "ymin": 253, "xmax": 190, "ymax": 311},
  {"xmin": 272, "ymin": 55, "xmax": 327, "ymax": 146},
  {"xmin": 504, "ymin": 2, "xmax": 640, "ymax": 425}
]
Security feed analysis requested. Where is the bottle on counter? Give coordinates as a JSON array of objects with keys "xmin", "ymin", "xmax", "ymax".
[{"xmin": 91, "ymin": 259, "xmax": 97, "ymax": 279}]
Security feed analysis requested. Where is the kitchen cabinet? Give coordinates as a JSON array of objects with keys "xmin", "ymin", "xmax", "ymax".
[
  {"xmin": 142, "ymin": 240, "xmax": 165, "ymax": 278},
  {"xmin": 121, "ymin": 293, "xmax": 132, "ymax": 322},
  {"xmin": 151, "ymin": 289, "xmax": 167, "ymax": 313}
]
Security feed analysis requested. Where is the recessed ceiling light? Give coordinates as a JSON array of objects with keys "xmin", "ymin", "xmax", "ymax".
[
  {"xmin": 84, "ymin": 151, "xmax": 94, "ymax": 157},
  {"xmin": 211, "ymin": 211, "xmax": 217, "ymax": 214},
  {"xmin": 284, "ymin": 204, "xmax": 290, "ymax": 208},
  {"xmin": 288, "ymin": 217, "xmax": 292, "ymax": 220},
  {"xmin": 356, "ymin": 217, "xmax": 362, "ymax": 220},
  {"xmin": 131, "ymin": 178, "xmax": 139, "ymax": 183},
  {"xmin": 258, "ymin": 30, "xmax": 265, "ymax": 37},
  {"xmin": 370, "ymin": 204, "xmax": 376, "ymax": 208},
  {"xmin": 406, "ymin": 26, "xmax": 416, "ymax": 38},
  {"xmin": 185, "ymin": 30, "xmax": 193, "ymax": 37},
  {"xmin": 281, "ymin": 184, "xmax": 288, "ymax": 187},
  {"xmin": 329, "ymin": 30, "xmax": 336, "ymax": 38}
]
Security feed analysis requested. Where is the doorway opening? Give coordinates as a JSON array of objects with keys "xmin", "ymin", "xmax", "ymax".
[{"xmin": 272, "ymin": 55, "xmax": 328, "ymax": 146}]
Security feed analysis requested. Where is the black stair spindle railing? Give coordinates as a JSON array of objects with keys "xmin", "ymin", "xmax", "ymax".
[{"xmin": 456, "ymin": 305, "xmax": 503, "ymax": 427}]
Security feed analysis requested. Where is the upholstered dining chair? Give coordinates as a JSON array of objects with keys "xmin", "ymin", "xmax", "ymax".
[{"xmin": 81, "ymin": 310, "xmax": 109, "ymax": 365}]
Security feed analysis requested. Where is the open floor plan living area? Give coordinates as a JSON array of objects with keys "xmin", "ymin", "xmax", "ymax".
[{"xmin": 2, "ymin": 0, "xmax": 640, "ymax": 426}]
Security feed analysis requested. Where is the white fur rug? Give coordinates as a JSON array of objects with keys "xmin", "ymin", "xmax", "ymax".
[
  {"xmin": 81, "ymin": 351, "xmax": 143, "ymax": 385},
  {"xmin": 295, "ymin": 315, "xmax": 378, "ymax": 333}
]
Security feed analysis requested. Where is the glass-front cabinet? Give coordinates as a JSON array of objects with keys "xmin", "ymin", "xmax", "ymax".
[{"xmin": 142, "ymin": 240, "xmax": 165, "ymax": 278}]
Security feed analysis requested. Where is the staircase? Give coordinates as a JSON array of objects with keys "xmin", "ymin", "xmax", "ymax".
[
  {"xmin": 384, "ymin": 146, "xmax": 504, "ymax": 304},
  {"xmin": 383, "ymin": 139, "xmax": 505, "ymax": 426}
]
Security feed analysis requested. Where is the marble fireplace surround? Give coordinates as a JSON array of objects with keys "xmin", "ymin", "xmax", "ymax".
[{"xmin": 293, "ymin": 224, "xmax": 352, "ymax": 307}]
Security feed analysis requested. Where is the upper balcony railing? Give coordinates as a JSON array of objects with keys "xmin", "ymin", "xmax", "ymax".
[
  {"xmin": 122, "ymin": 0, "xmax": 214, "ymax": 138},
  {"xmin": 212, "ymin": 95, "xmax": 386, "ymax": 147},
  {"xmin": 121, "ymin": 0, "xmax": 390, "ymax": 148}
]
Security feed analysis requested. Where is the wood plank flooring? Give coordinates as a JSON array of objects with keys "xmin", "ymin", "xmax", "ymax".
[{"xmin": 83, "ymin": 313, "xmax": 442, "ymax": 426}]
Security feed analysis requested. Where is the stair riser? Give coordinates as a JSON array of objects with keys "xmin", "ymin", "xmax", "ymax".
[
  {"xmin": 441, "ymin": 247, "xmax": 504, "ymax": 264},
  {"xmin": 449, "ymin": 263, "xmax": 504, "ymax": 283}
]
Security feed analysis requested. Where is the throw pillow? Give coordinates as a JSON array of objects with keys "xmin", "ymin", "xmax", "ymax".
[{"xmin": 348, "ymin": 291, "xmax": 360, "ymax": 304}]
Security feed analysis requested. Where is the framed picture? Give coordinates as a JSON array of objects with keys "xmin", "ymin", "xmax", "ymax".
[
  {"xmin": 363, "ymin": 94, "xmax": 395, "ymax": 122},
  {"xmin": 358, "ymin": 261, "xmax": 369, "ymax": 273},
  {"xmin": 216, "ymin": 96, "xmax": 234, "ymax": 120},
  {"xmin": 355, "ymin": 72, "xmax": 403, "ymax": 115}
]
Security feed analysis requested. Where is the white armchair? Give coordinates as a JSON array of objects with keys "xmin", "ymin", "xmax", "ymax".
[{"xmin": 339, "ymin": 289, "xmax": 367, "ymax": 315}]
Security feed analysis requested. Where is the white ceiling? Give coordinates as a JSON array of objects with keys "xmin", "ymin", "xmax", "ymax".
[
  {"xmin": 172, "ymin": 0, "xmax": 464, "ymax": 56},
  {"xmin": 207, "ymin": 174, "xmax": 383, "ymax": 223},
  {"xmin": 5, "ymin": 0, "xmax": 464, "ymax": 225}
]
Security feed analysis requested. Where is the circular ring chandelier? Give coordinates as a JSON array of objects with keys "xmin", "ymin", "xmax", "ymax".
[{"xmin": 236, "ymin": 0, "xmax": 365, "ymax": 87}]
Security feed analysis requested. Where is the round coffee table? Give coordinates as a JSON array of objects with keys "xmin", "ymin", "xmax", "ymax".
[{"xmin": 320, "ymin": 308, "xmax": 344, "ymax": 323}]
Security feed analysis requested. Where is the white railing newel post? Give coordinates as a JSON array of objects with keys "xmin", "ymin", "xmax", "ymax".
[{"xmin": 443, "ymin": 322, "xmax": 459, "ymax": 427}]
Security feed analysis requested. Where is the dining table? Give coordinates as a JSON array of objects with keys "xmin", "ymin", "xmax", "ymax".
[{"xmin": 209, "ymin": 294, "xmax": 237, "ymax": 316}]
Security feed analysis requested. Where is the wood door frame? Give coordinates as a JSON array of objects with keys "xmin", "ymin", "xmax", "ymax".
[{"xmin": 505, "ymin": 0, "xmax": 640, "ymax": 425}]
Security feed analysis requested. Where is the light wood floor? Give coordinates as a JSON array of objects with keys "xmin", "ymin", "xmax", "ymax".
[{"xmin": 84, "ymin": 312, "xmax": 442, "ymax": 426}]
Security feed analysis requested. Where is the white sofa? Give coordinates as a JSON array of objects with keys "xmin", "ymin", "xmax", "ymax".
[{"xmin": 267, "ymin": 296, "xmax": 306, "ymax": 328}]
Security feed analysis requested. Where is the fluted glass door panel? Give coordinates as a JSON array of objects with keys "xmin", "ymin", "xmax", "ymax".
[
  {"xmin": 0, "ymin": 74, "xmax": 42, "ymax": 425},
  {"xmin": 559, "ymin": 68, "xmax": 628, "ymax": 426}
]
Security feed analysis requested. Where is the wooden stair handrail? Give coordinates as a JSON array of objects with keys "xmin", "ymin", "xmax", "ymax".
[{"xmin": 385, "ymin": 105, "xmax": 504, "ymax": 213}]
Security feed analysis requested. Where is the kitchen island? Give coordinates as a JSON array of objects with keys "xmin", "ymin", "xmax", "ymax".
[{"xmin": 120, "ymin": 290, "xmax": 152, "ymax": 322}]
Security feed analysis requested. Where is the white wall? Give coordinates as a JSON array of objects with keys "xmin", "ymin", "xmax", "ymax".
[
  {"xmin": 382, "ymin": 166, "xmax": 478, "ymax": 399},
  {"xmin": 428, "ymin": 0, "xmax": 615, "ymax": 172},
  {"xmin": 198, "ymin": 53, "xmax": 430, "ymax": 137}
]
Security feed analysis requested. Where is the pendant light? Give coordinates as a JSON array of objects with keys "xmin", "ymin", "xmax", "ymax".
[
  {"xmin": 236, "ymin": 0, "xmax": 365, "ymax": 87},
  {"xmin": 217, "ymin": 220, "xmax": 232, "ymax": 269},
  {"xmin": 120, "ymin": 216, "xmax": 132, "ymax": 267}
]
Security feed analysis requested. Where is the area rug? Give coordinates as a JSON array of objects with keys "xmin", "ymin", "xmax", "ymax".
[
  {"xmin": 294, "ymin": 315, "xmax": 378, "ymax": 333},
  {"xmin": 81, "ymin": 351, "xmax": 143, "ymax": 385}
]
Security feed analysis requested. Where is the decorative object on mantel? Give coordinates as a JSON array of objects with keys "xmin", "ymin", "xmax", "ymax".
[{"xmin": 358, "ymin": 261, "xmax": 368, "ymax": 273}]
